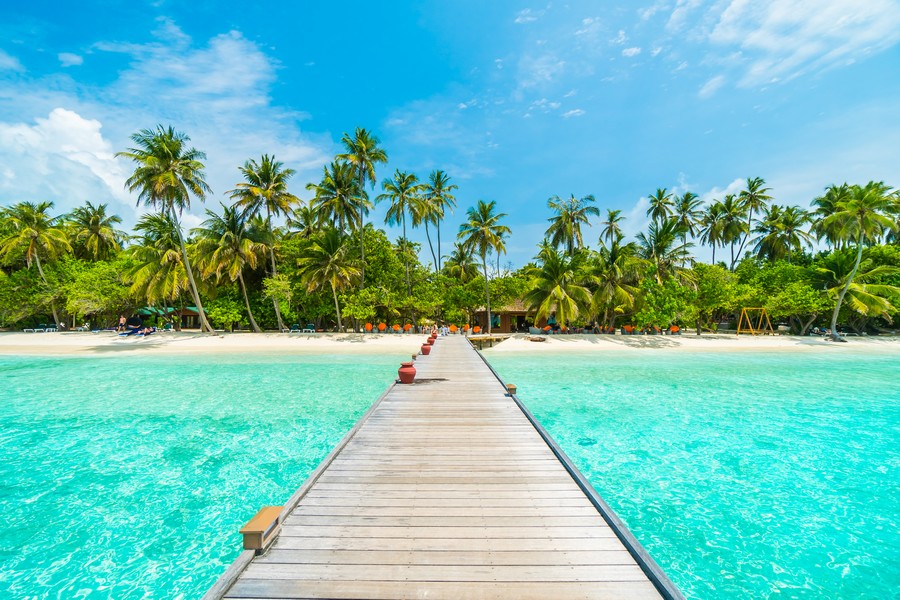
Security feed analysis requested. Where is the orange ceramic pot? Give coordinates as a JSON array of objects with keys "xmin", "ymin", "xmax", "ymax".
[{"xmin": 398, "ymin": 361, "xmax": 416, "ymax": 384}]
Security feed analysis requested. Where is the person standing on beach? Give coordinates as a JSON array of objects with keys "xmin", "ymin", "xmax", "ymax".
[{"xmin": 118, "ymin": 315, "xmax": 126, "ymax": 332}]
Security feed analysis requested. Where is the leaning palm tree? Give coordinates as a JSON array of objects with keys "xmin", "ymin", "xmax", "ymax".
[
  {"xmin": 423, "ymin": 169, "xmax": 457, "ymax": 271},
  {"xmin": 599, "ymin": 209, "xmax": 624, "ymax": 245},
  {"xmin": 307, "ymin": 160, "xmax": 363, "ymax": 234},
  {"xmin": 410, "ymin": 192, "xmax": 441, "ymax": 271},
  {"xmin": 67, "ymin": 201, "xmax": 124, "ymax": 261},
  {"xmin": 646, "ymin": 188, "xmax": 674, "ymax": 223},
  {"xmin": 523, "ymin": 248, "xmax": 591, "ymax": 329},
  {"xmin": 819, "ymin": 181, "xmax": 897, "ymax": 341},
  {"xmin": 229, "ymin": 154, "xmax": 300, "ymax": 331},
  {"xmin": 193, "ymin": 204, "xmax": 268, "ymax": 332},
  {"xmin": 117, "ymin": 125, "xmax": 214, "ymax": 332},
  {"xmin": 296, "ymin": 228, "xmax": 361, "ymax": 331},
  {"xmin": 377, "ymin": 170, "xmax": 423, "ymax": 295},
  {"xmin": 734, "ymin": 176, "xmax": 772, "ymax": 260},
  {"xmin": 816, "ymin": 252, "xmax": 900, "ymax": 332},
  {"xmin": 457, "ymin": 200, "xmax": 511, "ymax": 334},
  {"xmin": 0, "ymin": 201, "xmax": 71, "ymax": 327},
  {"xmin": 338, "ymin": 127, "xmax": 388, "ymax": 286},
  {"xmin": 546, "ymin": 194, "xmax": 600, "ymax": 256}
]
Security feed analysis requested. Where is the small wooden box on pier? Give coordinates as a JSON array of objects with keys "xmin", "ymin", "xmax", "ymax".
[{"xmin": 239, "ymin": 505, "xmax": 282, "ymax": 552}]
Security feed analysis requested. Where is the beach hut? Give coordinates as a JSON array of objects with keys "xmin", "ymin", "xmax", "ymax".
[{"xmin": 473, "ymin": 299, "xmax": 546, "ymax": 333}]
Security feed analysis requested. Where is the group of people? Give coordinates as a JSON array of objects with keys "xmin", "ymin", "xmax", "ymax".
[{"xmin": 117, "ymin": 315, "xmax": 156, "ymax": 337}]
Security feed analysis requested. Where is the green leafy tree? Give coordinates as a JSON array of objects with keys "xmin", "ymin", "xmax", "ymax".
[
  {"xmin": 0, "ymin": 201, "xmax": 71, "ymax": 327},
  {"xmin": 457, "ymin": 200, "xmax": 511, "ymax": 334},
  {"xmin": 423, "ymin": 170, "xmax": 457, "ymax": 271},
  {"xmin": 734, "ymin": 176, "xmax": 773, "ymax": 260},
  {"xmin": 307, "ymin": 160, "xmax": 363, "ymax": 233},
  {"xmin": 588, "ymin": 236, "xmax": 643, "ymax": 330},
  {"xmin": 699, "ymin": 201, "xmax": 726, "ymax": 264},
  {"xmin": 816, "ymin": 247, "xmax": 900, "ymax": 335},
  {"xmin": 819, "ymin": 181, "xmax": 898, "ymax": 340},
  {"xmin": 65, "ymin": 261, "xmax": 131, "ymax": 327},
  {"xmin": 752, "ymin": 205, "xmax": 813, "ymax": 263},
  {"xmin": 811, "ymin": 183, "xmax": 851, "ymax": 249},
  {"xmin": 443, "ymin": 242, "xmax": 480, "ymax": 283},
  {"xmin": 377, "ymin": 170, "xmax": 423, "ymax": 295},
  {"xmin": 523, "ymin": 248, "xmax": 591, "ymax": 328},
  {"xmin": 338, "ymin": 128, "xmax": 388, "ymax": 285},
  {"xmin": 67, "ymin": 201, "xmax": 124, "ymax": 261},
  {"xmin": 229, "ymin": 154, "xmax": 300, "ymax": 331},
  {"xmin": 193, "ymin": 204, "xmax": 268, "ymax": 332},
  {"xmin": 546, "ymin": 194, "xmax": 599, "ymax": 256},
  {"xmin": 720, "ymin": 194, "xmax": 749, "ymax": 270},
  {"xmin": 599, "ymin": 209, "xmax": 624, "ymax": 245},
  {"xmin": 636, "ymin": 218, "xmax": 692, "ymax": 283},
  {"xmin": 646, "ymin": 188, "xmax": 674, "ymax": 223},
  {"xmin": 126, "ymin": 213, "xmax": 188, "ymax": 313},
  {"xmin": 296, "ymin": 228, "xmax": 361, "ymax": 331},
  {"xmin": 117, "ymin": 125, "xmax": 214, "ymax": 332},
  {"xmin": 674, "ymin": 192, "xmax": 703, "ymax": 262}
]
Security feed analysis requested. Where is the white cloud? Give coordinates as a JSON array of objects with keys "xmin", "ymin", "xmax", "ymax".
[
  {"xmin": 514, "ymin": 8, "xmax": 541, "ymax": 24},
  {"xmin": 562, "ymin": 108, "xmax": 585, "ymax": 118},
  {"xmin": 0, "ymin": 49, "xmax": 24, "ymax": 72},
  {"xmin": 517, "ymin": 53, "xmax": 567, "ymax": 89},
  {"xmin": 612, "ymin": 29, "xmax": 628, "ymax": 44},
  {"xmin": 622, "ymin": 47, "xmax": 642, "ymax": 57},
  {"xmin": 58, "ymin": 52, "xmax": 83, "ymax": 67},
  {"xmin": 667, "ymin": 0, "xmax": 705, "ymax": 32},
  {"xmin": 639, "ymin": 1, "xmax": 669, "ymax": 21},
  {"xmin": 698, "ymin": 75, "xmax": 725, "ymax": 98},
  {"xmin": 651, "ymin": 47, "xmax": 663, "ymax": 57}
]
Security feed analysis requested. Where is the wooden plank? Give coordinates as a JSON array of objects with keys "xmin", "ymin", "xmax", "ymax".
[{"xmin": 257, "ymin": 549, "xmax": 638, "ymax": 566}]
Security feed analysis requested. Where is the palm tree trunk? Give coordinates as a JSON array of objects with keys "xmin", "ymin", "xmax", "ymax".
[
  {"xmin": 331, "ymin": 284, "xmax": 343, "ymax": 331},
  {"xmin": 267, "ymin": 210, "xmax": 286, "ymax": 332},
  {"xmin": 238, "ymin": 272, "xmax": 261, "ymax": 333},
  {"xmin": 424, "ymin": 221, "xmax": 438, "ymax": 271},
  {"xmin": 730, "ymin": 242, "xmax": 735, "ymax": 271},
  {"xmin": 711, "ymin": 244, "xmax": 716, "ymax": 265},
  {"xmin": 482, "ymin": 254, "xmax": 491, "ymax": 335},
  {"xmin": 358, "ymin": 170, "xmax": 366, "ymax": 288},
  {"xmin": 33, "ymin": 253, "xmax": 61, "ymax": 328},
  {"xmin": 169, "ymin": 207, "xmax": 214, "ymax": 333},
  {"xmin": 735, "ymin": 208, "xmax": 753, "ymax": 262},
  {"xmin": 829, "ymin": 236, "xmax": 864, "ymax": 342},
  {"xmin": 436, "ymin": 219, "xmax": 442, "ymax": 271},
  {"xmin": 402, "ymin": 212, "xmax": 411, "ymax": 295}
]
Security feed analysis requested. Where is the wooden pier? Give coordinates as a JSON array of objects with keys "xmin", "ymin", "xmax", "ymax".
[{"xmin": 206, "ymin": 335, "xmax": 682, "ymax": 600}]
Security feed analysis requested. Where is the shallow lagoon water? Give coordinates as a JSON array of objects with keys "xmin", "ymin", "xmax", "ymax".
[
  {"xmin": 485, "ymin": 348, "xmax": 900, "ymax": 599},
  {"xmin": 0, "ymin": 352, "xmax": 398, "ymax": 599}
]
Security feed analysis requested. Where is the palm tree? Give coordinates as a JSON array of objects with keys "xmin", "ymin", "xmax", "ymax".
[
  {"xmin": 193, "ymin": 204, "xmax": 267, "ymax": 332},
  {"xmin": 816, "ymin": 252, "xmax": 900, "ymax": 332},
  {"xmin": 127, "ymin": 213, "xmax": 188, "ymax": 314},
  {"xmin": 117, "ymin": 125, "xmax": 214, "ymax": 332},
  {"xmin": 819, "ymin": 181, "xmax": 897, "ymax": 341},
  {"xmin": 734, "ymin": 176, "xmax": 772, "ymax": 260},
  {"xmin": 812, "ymin": 183, "xmax": 852, "ymax": 249},
  {"xmin": 229, "ymin": 154, "xmax": 300, "ymax": 331},
  {"xmin": 286, "ymin": 204, "xmax": 321, "ymax": 239},
  {"xmin": 423, "ymin": 170, "xmax": 457, "ymax": 271},
  {"xmin": 674, "ymin": 192, "xmax": 703, "ymax": 256},
  {"xmin": 589, "ymin": 236, "xmax": 643, "ymax": 330},
  {"xmin": 296, "ymin": 228, "xmax": 361, "ymax": 331},
  {"xmin": 338, "ymin": 128, "xmax": 388, "ymax": 286},
  {"xmin": 67, "ymin": 201, "xmax": 124, "ymax": 261},
  {"xmin": 546, "ymin": 194, "xmax": 600, "ymax": 256},
  {"xmin": 307, "ymin": 160, "xmax": 363, "ymax": 234},
  {"xmin": 752, "ymin": 205, "xmax": 813, "ymax": 263},
  {"xmin": 646, "ymin": 188, "xmax": 674, "ymax": 223},
  {"xmin": 720, "ymin": 194, "xmax": 749, "ymax": 270},
  {"xmin": 600, "ymin": 209, "xmax": 624, "ymax": 245},
  {"xmin": 443, "ymin": 242, "xmax": 479, "ymax": 283},
  {"xmin": 636, "ymin": 218, "xmax": 692, "ymax": 283},
  {"xmin": 699, "ymin": 201, "xmax": 726, "ymax": 264},
  {"xmin": 377, "ymin": 170, "xmax": 423, "ymax": 295},
  {"xmin": 0, "ymin": 201, "xmax": 71, "ymax": 327},
  {"xmin": 410, "ymin": 192, "xmax": 440, "ymax": 271},
  {"xmin": 457, "ymin": 200, "xmax": 510, "ymax": 334},
  {"xmin": 523, "ymin": 248, "xmax": 591, "ymax": 329}
]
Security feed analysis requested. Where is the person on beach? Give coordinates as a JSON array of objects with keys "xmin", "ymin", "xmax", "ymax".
[{"xmin": 117, "ymin": 315, "xmax": 126, "ymax": 332}]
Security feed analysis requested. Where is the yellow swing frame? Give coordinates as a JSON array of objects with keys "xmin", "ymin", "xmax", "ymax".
[{"xmin": 736, "ymin": 307, "xmax": 774, "ymax": 335}]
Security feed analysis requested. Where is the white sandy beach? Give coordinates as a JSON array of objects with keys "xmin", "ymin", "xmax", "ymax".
[{"xmin": 1, "ymin": 330, "xmax": 897, "ymax": 356}]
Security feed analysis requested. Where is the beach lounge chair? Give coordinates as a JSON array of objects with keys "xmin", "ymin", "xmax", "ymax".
[
  {"xmin": 288, "ymin": 324, "xmax": 301, "ymax": 333},
  {"xmin": 302, "ymin": 324, "xmax": 315, "ymax": 333}
]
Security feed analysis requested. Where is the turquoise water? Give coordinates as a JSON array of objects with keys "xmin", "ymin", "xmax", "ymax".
[
  {"xmin": 485, "ymin": 349, "xmax": 900, "ymax": 599},
  {"xmin": 0, "ymin": 352, "xmax": 399, "ymax": 599}
]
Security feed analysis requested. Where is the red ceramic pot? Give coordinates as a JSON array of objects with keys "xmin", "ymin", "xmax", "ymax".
[
  {"xmin": 398, "ymin": 361, "xmax": 416, "ymax": 384},
  {"xmin": 421, "ymin": 344, "xmax": 431, "ymax": 355}
]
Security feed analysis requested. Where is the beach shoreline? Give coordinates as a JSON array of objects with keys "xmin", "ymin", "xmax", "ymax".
[{"xmin": 1, "ymin": 330, "xmax": 898, "ymax": 356}]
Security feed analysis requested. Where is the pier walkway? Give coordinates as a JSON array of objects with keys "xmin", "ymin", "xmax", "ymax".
[{"xmin": 207, "ymin": 335, "xmax": 681, "ymax": 599}]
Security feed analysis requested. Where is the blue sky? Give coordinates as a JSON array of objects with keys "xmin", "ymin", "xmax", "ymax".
[{"xmin": 1, "ymin": 0, "xmax": 899, "ymax": 266}]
